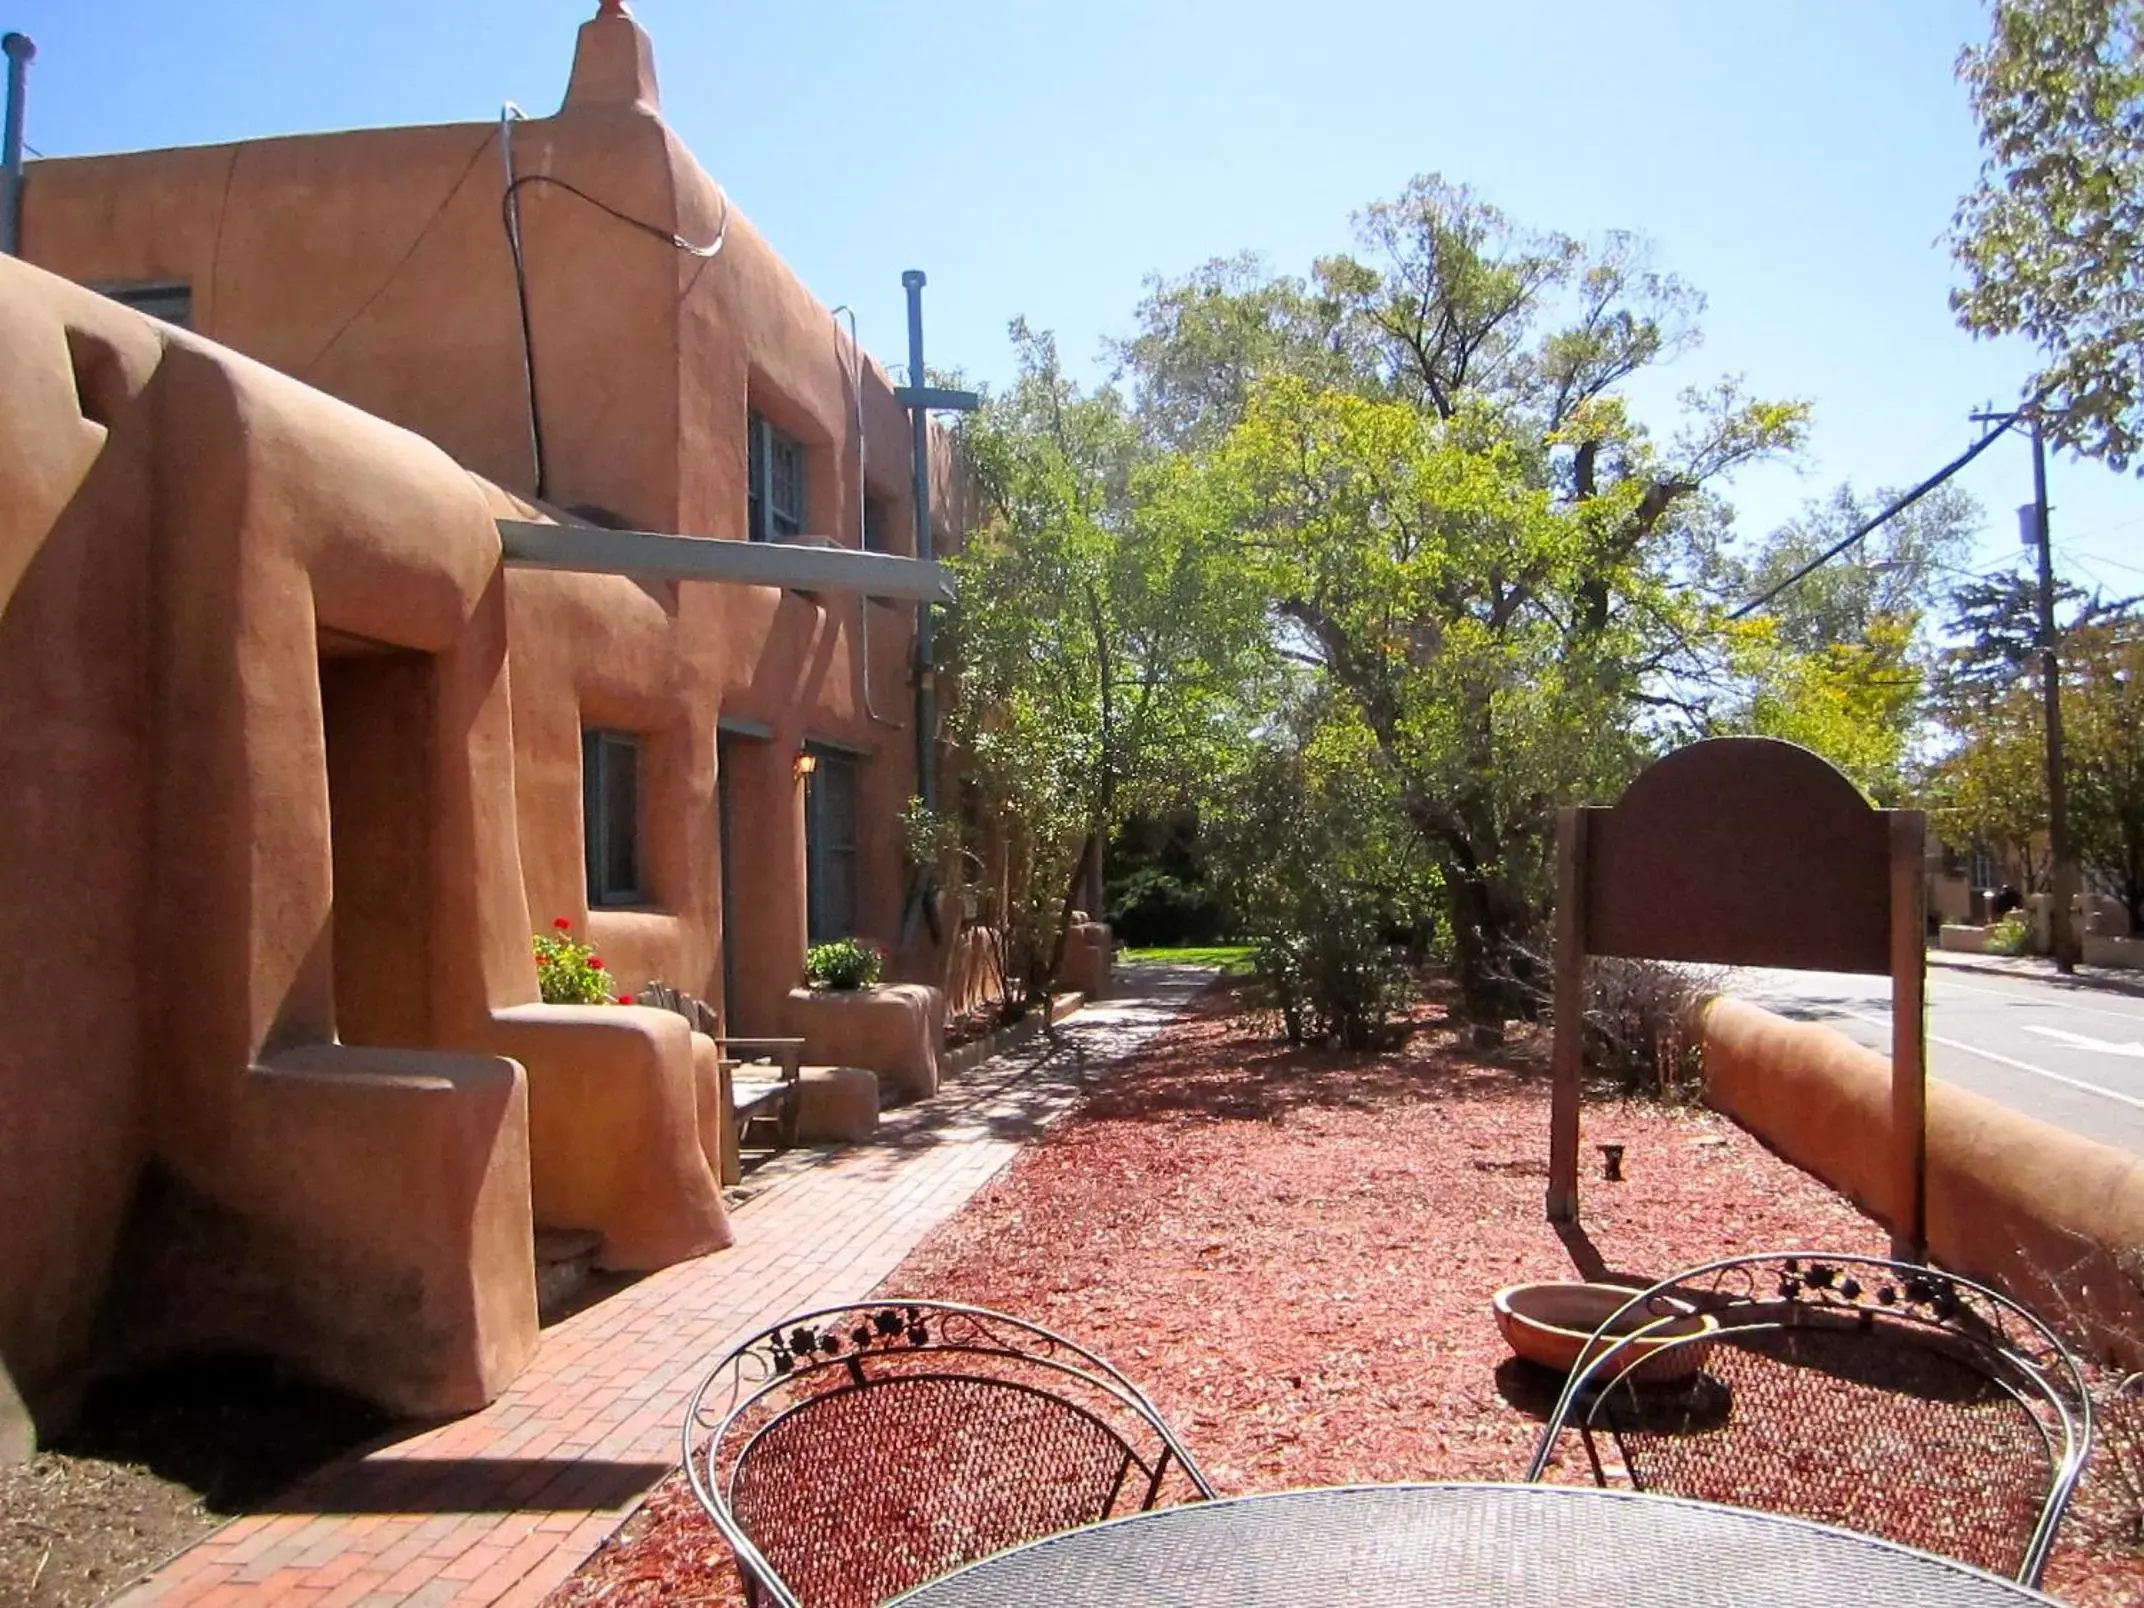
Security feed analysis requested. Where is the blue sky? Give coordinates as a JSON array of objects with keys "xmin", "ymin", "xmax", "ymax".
[{"xmin": 9, "ymin": 0, "xmax": 2141, "ymax": 601}]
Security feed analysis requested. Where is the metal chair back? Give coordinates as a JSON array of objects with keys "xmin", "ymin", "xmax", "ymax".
[
  {"xmin": 1523, "ymin": 1252, "xmax": 2093, "ymax": 1585},
  {"xmin": 684, "ymin": 1300, "xmax": 1215, "ymax": 1608}
]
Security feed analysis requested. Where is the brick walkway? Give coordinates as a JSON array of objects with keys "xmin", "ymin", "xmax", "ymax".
[{"xmin": 112, "ymin": 969, "xmax": 1210, "ymax": 1608}]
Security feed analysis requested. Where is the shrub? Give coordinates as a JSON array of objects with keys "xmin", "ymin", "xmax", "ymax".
[
  {"xmin": 806, "ymin": 938, "xmax": 885, "ymax": 991},
  {"xmin": 532, "ymin": 917, "xmax": 624, "ymax": 1004},
  {"xmin": 1985, "ymin": 910, "xmax": 2032, "ymax": 956},
  {"xmin": 1253, "ymin": 913, "xmax": 1412, "ymax": 1051},
  {"xmin": 1579, "ymin": 958, "xmax": 1722, "ymax": 1101},
  {"xmin": 1204, "ymin": 715, "xmax": 1432, "ymax": 1050}
]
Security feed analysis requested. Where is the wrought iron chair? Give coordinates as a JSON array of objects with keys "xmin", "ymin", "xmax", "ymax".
[
  {"xmin": 682, "ymin": 1299, "xmax": 1216, "ymax": 1608},
  {"xmin": 1522, "ymin": 1251, "xmax": 2094, "ymax": 1585}
]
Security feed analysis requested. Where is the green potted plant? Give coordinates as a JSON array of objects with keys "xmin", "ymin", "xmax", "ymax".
[{"xmin": 805, "ymin": 937, "xmax": 885, "ymax": 992}]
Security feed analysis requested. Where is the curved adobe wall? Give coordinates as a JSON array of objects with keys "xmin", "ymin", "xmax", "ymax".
[
  {"xmin": 22, "ymin": 8, "xmax": 955, "ymax": 1038},
  {"xmin": 1702, "ymin": 997, "xmax": 2144, "ymax": 1368},
  {"xmin": 0, "ymin": 267, "xmax": 163, "ymax": 1443},
  {"xmin": 0, "ymin": 259, "xmax": 550, "ymax": 1427},
  {"xmin": 3, "ymin": 1, "xmax": 968, "ymax": 1426}
]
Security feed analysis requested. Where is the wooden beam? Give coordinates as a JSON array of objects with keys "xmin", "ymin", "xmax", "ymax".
[
  {"xmin": 1889, "ymin": 809, "xmax": 1929, "ymax": 1260},
  {"xmin": 1547, "ymin": 807, "xmax": 1589, "ymax": 1223}
]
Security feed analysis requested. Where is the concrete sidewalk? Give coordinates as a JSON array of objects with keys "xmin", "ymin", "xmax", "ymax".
[
  {"xmin": 112, "ymin": 968, "xmax": 1211, "ymax": 1608},
  {"xmin": 1926, "ymin": 943, "xmax": 2144, "ymax": 1001}
]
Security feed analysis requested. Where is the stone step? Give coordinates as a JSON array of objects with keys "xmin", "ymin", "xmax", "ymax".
[{"xmin": 533, "ymin": 1227, "xmax": 601, "ymax": 1323}]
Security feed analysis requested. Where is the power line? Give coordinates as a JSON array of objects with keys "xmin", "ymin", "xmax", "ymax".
[{"xmin": 1730, "ymin": 411, "xmax": 2028, "ymax": 619}]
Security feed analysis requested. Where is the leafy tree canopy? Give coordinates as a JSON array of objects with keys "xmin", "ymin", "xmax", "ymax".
[{"xmin": 1952, "ymin": 0, "xmax": 2144, "ymax": 467}]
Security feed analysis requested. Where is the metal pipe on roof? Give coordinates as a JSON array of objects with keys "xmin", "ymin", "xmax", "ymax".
[{"xmin": 1, "ymin": 33, "xmax": 34, "ymax": 258}]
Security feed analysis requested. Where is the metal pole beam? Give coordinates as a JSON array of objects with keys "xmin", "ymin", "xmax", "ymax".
[
  {"xmin": 2032, "ymin": 417, "xmax": 2079, "ymax": 973},
  {"xmin": 1, "ymin": 33, "xmax": 34, "ymax": 258},
  {"xmin": 903, "ymin": 269, "xmax": 937, "ymax": 816}
]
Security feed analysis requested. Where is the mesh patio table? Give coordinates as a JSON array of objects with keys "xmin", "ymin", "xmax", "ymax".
[{"xmin": 887, "ymin": 1483, "xmax": 2059, "ymax": 1607}]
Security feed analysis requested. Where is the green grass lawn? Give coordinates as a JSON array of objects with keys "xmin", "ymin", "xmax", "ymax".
[{"xmin": 1117, "ymin": 943, "xmax": 1256, "ymax": 974}]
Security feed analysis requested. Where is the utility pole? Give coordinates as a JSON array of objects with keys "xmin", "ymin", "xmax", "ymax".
[
  {"xmin": 1971, "ymin": 405, "xmax": 2077, "ymax": 972},
  {"xmin": 2030, "ymin": 416, "xmax": 2079, "ymax": 973}
]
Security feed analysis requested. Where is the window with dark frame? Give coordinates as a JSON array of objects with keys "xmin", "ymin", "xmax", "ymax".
[
  {"xmin": 805, "ymin": 746, "xmax": 860, "ymax": 944},
  {"xmin": 96, "ymin": 281, "xmax": 193, "ymax": 329},
  {"xmin": 863, "ymin": 494, "xmax": 894, "ymax": 553},
  {"xmin": 582, "ymin": 729, "xmax": 644, "ymax": 906},
  {"xmin": 1970, "ymin": 845, "xmax": 2000, "ymax": 891},
  {"xmin": 748, "ymin": 410, "xmax": 807, "ymax": 542}
]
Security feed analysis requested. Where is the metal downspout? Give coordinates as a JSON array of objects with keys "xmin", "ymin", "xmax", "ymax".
[
  {"xmin": 2, "ymin": 34, "xmax": 34, "ymax": 258},
  {"xmin": 903, "ymin": 270, "xmax": 937, "ymax": 816}
]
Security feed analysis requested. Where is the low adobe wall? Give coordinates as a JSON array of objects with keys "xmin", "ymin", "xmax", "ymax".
[
  {"xmin": 1701, "ymin": 997, "xmax": 2144, "ymax": 1368},
  {"xmin": 785, "ymin": 984, "xmax": 943, "ymax": 1103}
]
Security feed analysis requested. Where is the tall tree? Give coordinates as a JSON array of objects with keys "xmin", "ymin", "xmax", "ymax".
[
  {"xmin": 1140, "ymin": 177, "xmax": 1803, "ymax": 1023},
  {"xmin": 1705, "ymin": 482, "xmax": 1980, "ymax": 800},
  {"xmin": 1928, "ymin": 684, "xmax": 2054, "ymax": 892},
  {"xmin": 947, "ymin": 323, "xmax": 1263, "ymax": 998},
  {"xmin": 2067, "ymin": 617, "xmax": 2144, "ymax": 927},
  {"xmin": 1952, "ymin": 0, "xmax": 2144, "ymax": 467}
]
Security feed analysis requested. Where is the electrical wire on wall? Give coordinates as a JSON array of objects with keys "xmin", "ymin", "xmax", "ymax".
[
  {"xmin": 497, "ymin": 127, "xmax": 731, "ymax": 503},
  {"xmin": 833, "ymin": 303, "xmax": 904, "ymax": 729}
]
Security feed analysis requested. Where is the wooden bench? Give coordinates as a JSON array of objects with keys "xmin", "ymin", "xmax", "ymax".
[{"xmin": 640, "ymin": 982, "xmax": 803, "ymax": 1181}]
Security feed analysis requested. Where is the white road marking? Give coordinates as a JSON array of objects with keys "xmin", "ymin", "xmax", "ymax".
[
  {"xmin": 2021, "ymin": 1024, "xmax": 2144, "ymax": 1058},
  {"xmin": 1932, "ymin": 973, "xmax": 2144, "ymax": 1026},
  {"xmin": 1832, "ymin": 1006, "xmax": 2144, "ymax": 1113}
]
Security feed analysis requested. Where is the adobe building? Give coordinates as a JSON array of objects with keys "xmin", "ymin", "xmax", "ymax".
[{"xmin": 0, "ymin": 3, "xmax": 978, "ymax": 1449}]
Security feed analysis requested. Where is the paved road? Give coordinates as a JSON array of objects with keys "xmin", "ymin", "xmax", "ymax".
[{"xmin": 1726, "ymin": 956, "xmax": 2144, "ymax": 1156}]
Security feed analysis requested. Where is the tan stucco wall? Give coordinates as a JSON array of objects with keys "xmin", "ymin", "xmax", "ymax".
[
  {"xmin": 0, "ymin": 260, "xmax": 550, "ymax": 1427},
  {"xmin": 0, "ymin": 5, "xmax": 971, "ymax": 1438},
  {"xmin": 20, "ymin": 4, "xmax": 949, "ymax": 1034},
  {"xmin": 1702, "ymin": 996, "xmax": 2144, "ymax": 1368}
]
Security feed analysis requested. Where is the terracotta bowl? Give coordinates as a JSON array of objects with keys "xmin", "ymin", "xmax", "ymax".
[{"xmin": 1492, "ymin": 1282, "xmax": 1718, "ymax": 1383}]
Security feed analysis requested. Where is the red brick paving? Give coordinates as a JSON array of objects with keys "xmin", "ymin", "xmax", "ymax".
[{"xmin": 108, "ymin": 976, "xmax": 1206, "ymax": 1608}]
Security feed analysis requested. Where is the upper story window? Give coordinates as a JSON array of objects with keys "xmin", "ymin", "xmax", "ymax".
[
  {"xmin": 95, "ymin": 281, "xmax": 193, "ymax": 329},
  {"xmin": 863, "ymin": 494, "xmax": 895, "ymax": 553},
  {"xmin": 582, "ymin": 729, "xmax": 644, "ymax": 906},
  {"xmin": 748, "ymin": 410, "xmax": 806, "ymax": 542}
]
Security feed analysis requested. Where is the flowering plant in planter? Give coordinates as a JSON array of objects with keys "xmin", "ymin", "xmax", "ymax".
[
  {"xmin": 805, "ymin": 937, "xmax": 885, "ymax": 992},
  {"xmin": 532, "ymin": 917, "xmax": 632, "ymax": 1004}
]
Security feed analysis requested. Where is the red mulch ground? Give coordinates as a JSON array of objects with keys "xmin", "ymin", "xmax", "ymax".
[{"xmin": 549, "ymin": 983, "xmax": 2144, "ymax": 1607}]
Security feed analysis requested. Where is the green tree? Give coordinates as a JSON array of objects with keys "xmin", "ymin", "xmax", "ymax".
[
  {"xmin": 1952, "ymin": 0, "xmax": 2144, "ymax": 467},
  {"xmin": 1723, "ymin": 614, "xmax": 1926, "ymax": 803},
  {"xmin": 1196, "ymin": 373, "xmax": 1797, "ymax": 1023},
  {"xmin": 1705, "ymin": 482, "xmax": 1980, "ymax": 800},
  {"xmin": 947, "ymin": 323, "xmax": 1263, "ymax": 1000},
  {"xmin": 1201, "ymin": 696, "xmax": 1434, "ymax": 1047},
  {"xmin": 1929, "ymin": 684, "xmax": 2052, "ymax": 892},
  {"xmin": 2068, "ymin": 618, "xmax": 2144, "ymax": 927},
  {"xmin": 1933, "ymin": 567, "xmax": 2121, "ymax": 718},
  {"xmin": 1137, "ymin": 177, "xmax": 1803, "ymax": 1022}
]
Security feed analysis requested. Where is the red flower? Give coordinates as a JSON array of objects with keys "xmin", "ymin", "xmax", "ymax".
[
  {"xmin": 617, "ymin": 993, "xmax": 636, "ymax": 1006},
  {"xmin": 553, "ymin": 917, "xmax": 572, "ymax": 930},
  {"xmin": 589, "ymin": 957, "xmax": 605, "ymax": 971}
]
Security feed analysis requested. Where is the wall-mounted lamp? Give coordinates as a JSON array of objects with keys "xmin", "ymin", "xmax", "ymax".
[{"xmin": 794, "ymin": 752, "xmax": 819, "ymax": 780}]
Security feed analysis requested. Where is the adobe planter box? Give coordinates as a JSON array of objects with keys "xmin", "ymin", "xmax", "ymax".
[
  {"xmin": 783, "ymin": 983, "xmax": 944, "ymax": 1103},
  {"xmin": 1059, "ymin": 919, "xmax": 1113, "ymax": 1000}
]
